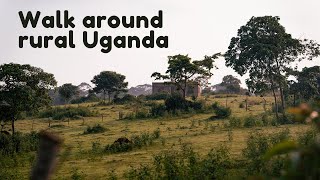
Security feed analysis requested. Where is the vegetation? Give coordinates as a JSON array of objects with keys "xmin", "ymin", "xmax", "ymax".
[
  {"xmin": 151, "ymin": 54, "xmax": 220, "ymax": 99},
  {"xmin": 84, "ymin": 124, "xmax": 107, "ymax": 134},
  {"xmin": 225, "ymin": 16, "xmax": 320, "ymax": 120},
  {"xmin": 0, "ymin": 63, "xmax": 57, "ymax": 134},
  {"xmin": 1, "ymin": 15, "xmax": 320, "ymax": 180},
  {"xmin": 145, "ymin": 92, "xmax": 170, "ymax": 100},
  {"xmin": 91, "ymin": 71, "xmax": 128, "ymax": 102},
  {"xmin": 220, "ymin": 75, "xmax": 242, "ymax": 94},
  {"xmin": 211, "ymin": 102, "xmax": 231, "ymax": 119},
  {"xmin": 58, "ymin": 83, "xmax": 79, "ymax": 104},
  {"xmin": 104, "ymin": 129, "xmax": 161, "ymax": 154},
  {"xmin": 39, "ymin": 106, "xmax": 98, "ymax": 120}
]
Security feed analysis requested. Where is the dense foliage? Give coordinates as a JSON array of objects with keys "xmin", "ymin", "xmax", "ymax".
[{"xmin": 39, "ymin": 106, "xmax": 98, "ymax": 120}]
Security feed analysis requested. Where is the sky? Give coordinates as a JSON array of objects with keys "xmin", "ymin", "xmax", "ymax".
[{"xmin": 0, "ymin": 0, "xmax": 319, "ymax": 88}]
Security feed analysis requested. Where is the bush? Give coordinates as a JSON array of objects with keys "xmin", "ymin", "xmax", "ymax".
[
  {"xmin": 135, "ymin": 110, "xmax": 150, "ymax": 119},
  {"xmin": 121, "ymin": 144, "xmax": 231, "ymax": 180},
  {"xmin": 243, "ymin": 129, "xmax": 290, "ymax": 176},
  {"xmin": 211, "ymin": 102, "xmax": 231, "ymax": 119},
  {"xmin": 298, "ymin": 128, "xmax": 317, "ymax": 147},
  {"xmin": 239, "ymin": 102, "xmax": 245, "ymax": 108},
  {"xmin": 104, "ymin": 130, "xmax": 161, "ymax": 154},
  {"xmin": 150, "ymin": 103, "xmax": 167, "ymax": 117},
  {"xmin": 123, "ymin": 110, "xmax": 150, "ymax": 120},
  {"xmin": 228, "ymin": 117, "xmax": 242, "ymax": 128},
  {"xmin": 188, "ymin": 100, "xmax": 205, "ymax": 111},
  {"xmin": 0, "ymin": 131, "xmax": 40, "ymax": 156},
  {"xmin": 39, "ymin": 106, "xmax": 97, "ymax": 120},
  {"xmin": 244, "ymin": 116, "xmax": 257, "ymax": 128},
  {"xmin": 104, "ymin": 142, "xmax": 133, "ymax": 153},
  {"xmin": 113, "ymin": 94, "xmax": 137, "ymax": 104},
  {"xmin": 165, "ymin": 94, "xmax": 189, "ymax": 112},
  {"xmin": 83, "ymin": 124, "xmax": 107, "ymax": 134},
  {"xmin": 146, "ymin": 92, "xmax": 170, "ymax": 100}
]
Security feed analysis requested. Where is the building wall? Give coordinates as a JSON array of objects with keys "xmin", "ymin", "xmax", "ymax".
[{"xmin": 152, "ymin": 82, "xmax": 201, "ymax": 97}]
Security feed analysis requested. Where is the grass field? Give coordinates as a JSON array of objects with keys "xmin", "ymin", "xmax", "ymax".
[{"xmin": 5, "ymin": 95, "xmax": 311, "ymax": 179}]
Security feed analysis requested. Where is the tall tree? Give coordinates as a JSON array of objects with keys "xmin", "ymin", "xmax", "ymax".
[
  {"xmin": 58, "ymin": 83, "xmax": 79, "ymax": 104},
  {"xmin": 151, "ymin": 54, "xmax": 219, "ymax": 99},
  {"xmin": 225, "ymin": 16, "xmax": 320, "ymax": 119},
  {"xmin": 91, "ymin": 71, "xmax": 128, "ymax": 103},
  {"xmin": 0, "ymin": 63, "xmax": 56, "ymax": 134},
  {"xmin": 221, "ymin": 75, "xmax": 241, "ymax": 94}
]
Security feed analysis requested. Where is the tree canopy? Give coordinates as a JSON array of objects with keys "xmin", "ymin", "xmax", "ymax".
[
  {"xmin": 0, "ymin": 63, "xmax": 56, "ymax": 133},
  {"xmin": 288, "ymin": 66, "xmax": 320, "ymax": 101},
  {"xmin": 91, "ymin": 71, "xmax": 128, "ymax": 102},
  {"xmin": 220, "ymin": 75, "xmax": 241, "ymax": 94},
  {"xmin": 151, "ymin": 54, "xmax": 220, "ymax": 98},
  {"xmin": 224, "ymin": 16, "xmax": 320, "ymax": 119},
  {"xmin": 58, "ymin": 83, "xmax": 79, "ymax": 104}
]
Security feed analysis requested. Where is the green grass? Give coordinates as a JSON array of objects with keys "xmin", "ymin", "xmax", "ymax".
[{"xmin": 2, "ymin": 95, "xmax": 311, "ymax": 179}]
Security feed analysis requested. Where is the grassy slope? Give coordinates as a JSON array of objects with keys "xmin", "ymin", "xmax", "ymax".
[{"xmin": 12, "ymin": 95, "xmax": 310, "ymax": 179}]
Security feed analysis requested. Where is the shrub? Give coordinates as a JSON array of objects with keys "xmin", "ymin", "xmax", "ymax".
[
  {"xmin": 104, "ymin": 142, "xmax": 133, "ymax": 153},
  {"xmin": 243, "ymin": 116, "xmax": 256, "ymax": 128},
  {"xmin": 165, "ymin": 94, "xmax": 189, "ymax": 112},
  {"xmin": 146, "ymin": 92, "xmax": 170, "ymax": 100},
  {"xmin": 152, "ymin": 128, "xmax": 161, "ymax": 139},
  {"xmin": 188, "ymin": 100, "xmax": 205, "ymax": 111},
  {"xmin": 123, "ymin": 110, "xmax": 150, "ymax": 120},
  {"xmin": 71, "ymin": 168, "xmax": 86, "ymax": 180},
  {"xmin": 239, "ymin": 102, "xmax": 245, "ymax": 108},
  {"xmin": 0, "ymin": 131, "xmax": 40, "ymax": 156},
  {"xmin": 121, "ymin": 144, "xmax": 231, "ymax": 180},
  {"xmin": 298, "ymin": 128, "xmax": 317, "ymax": 147},
  {"xmin": 150, "ymin": 103, "xmax": 167, "ymax": 117},
  {"xmin": 39, "ymin": 106, "xmax": 97, "ymax": 120},
  {"xmin": 211, "ymin": 102, "xmax": 231, "ymax": 119},
  {"xmin": 83, "ymin": 124, "xmax": 107, "ymax": 134},
  {"xmin": 243, "ymin": 116, "xmax": 264, "ymax": 128},
  {"xmin": 229, "ymin": 117, "xmax": 242, "ymax": 128},
  {"xmin": 113, "ymin": 94, "xmax": 137, "ymax": 104},
  {"xmin": 104, "ymin": 130, "xmax": 161, "ymax": 154},
  {"xmin": 135, "ymin": 110, "xmax": 150, "ymax": 119},
  {"xmin": 243, "ymin": 129, "xmax": 290, "ymax": 176}
]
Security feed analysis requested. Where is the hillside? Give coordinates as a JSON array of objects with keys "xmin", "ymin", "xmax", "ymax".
[{"xmin": 5, "ymin": 95, "xmax": 311, "ymax": 179}]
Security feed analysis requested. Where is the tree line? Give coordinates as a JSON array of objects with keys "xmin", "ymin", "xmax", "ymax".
[{"xmin": 1, "ymin": 15, "xmax": 320, "ymax": 134}]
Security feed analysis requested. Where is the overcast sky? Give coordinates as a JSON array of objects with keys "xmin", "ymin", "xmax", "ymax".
[{"xmin": 0, "ymin": 0, "xmax": 319, "ymax": 88}]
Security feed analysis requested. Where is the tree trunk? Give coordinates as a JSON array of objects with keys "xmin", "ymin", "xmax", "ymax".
[
  {"xmin": 279, "ymin": 86, "xmax": 286, "ymax": 116},
  {"xmin": 11, "ymin": 117, "xmax": 15, "ymax": 135},
  {"xmin": 293, "ymin": 93, "xmax": 296, "ymax": 107},
  {"xmin": 103, "ymin": 90, "xmax": 106, "ymax": 102},
  {"xmin": 272, "ymin": 88, "xmax": 279, "ymax": 120},
  {"xmin": 183, "ymin": 80, "xmax": 187, "ymax": 99},
  {"xmin": 108, "ymin": 92, "xmax": 111, "ymax": 103}
]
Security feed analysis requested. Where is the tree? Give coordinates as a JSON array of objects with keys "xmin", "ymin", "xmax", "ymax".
[
  {"xmin": 221, "ymin": 75, "xmax": 241, "ymax": 94},
  {"xmin": 91, "ymin": 71, "xmax": 128, "ymax": 103},
  {"xmin": 58, "ymin": 83, "xmax": 79, "ymax": 104},
  {"xmin": 0, "ymin": 63, "xmax": 56, "ymax": 134},
  {"xmin": 288, "ymin": 66, "xmax": 320, "ymax": 103},
  {"xmin": 225, "ymin": 16, "xmax": 320, "ymax": 119},
  {"xmin": 151, "ymin": 54, "xmax": 220, "ymax": 99}
]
